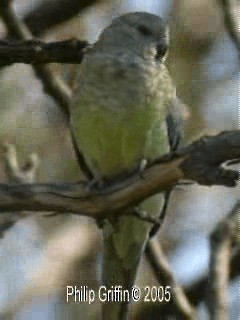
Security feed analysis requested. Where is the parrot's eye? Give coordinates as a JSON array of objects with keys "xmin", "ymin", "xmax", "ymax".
[
  {"xmin": 155, "ymin": 42, "xmax": 168, "ymax": 60},
  {"xmin": 137, "ymin": 24, "xmax": 152, "ymax": 36}
]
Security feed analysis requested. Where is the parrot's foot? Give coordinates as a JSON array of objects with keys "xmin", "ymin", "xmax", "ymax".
[
  {"xmin": 134, "ymin": 207, "xmax": 162, "ymax": 225},
  {"xmin": 139, "ymin": 159, "xmax": 148, "ymax": 178},
  {"xmin": 84, "ymin": 179, "xmax": 106, "ymax": 229},
  {"xmin": 84, "ymin": 178, "xmax": 104, "ymax": 192},
  {"xmin": 225, "ymin": 158, "xmax": 240, "ymax": 166},
  {"xmin": 44, "ymin": 212, "xmax": 62, "ymax": 217},
  {"xmin": 96, "ymin": 217, "xmax": 106, "ymax": 229},
  {"xmin": 174, "ymin": 180, "xmax": 194, "ymax": 191}
]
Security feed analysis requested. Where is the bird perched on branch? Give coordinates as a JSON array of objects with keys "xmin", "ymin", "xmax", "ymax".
[{"xmin": 70, "ymin": 12, "xmax": 183, "ymax": 319}]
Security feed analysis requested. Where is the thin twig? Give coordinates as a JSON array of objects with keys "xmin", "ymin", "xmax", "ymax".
[
  {"xmin": 0, "ymin": 222, "xmax": 101, "ymax": 318},
  {"xmin": 0, "ymin": 143, "xmax": 40, "ymax": 238},
  {"xmin": 218, "ymin": 0, "xmax": 240, "ymax": 57},
  {"xmin": 3, "ymin": 143, "xmax": 40, "ymax": 183},
  {"xmin": 207, "ymin": 201, "xmax": 240, "ymax": 320},
  {"xmin": 149, "ymin": 189, "xmax": 173, "ymax": 237},
  {"xmin": 0, "ymin": 0, "xmax": 72, "ymax": 119},
  {"xmin": 186, "ymin": 246, "xmax": 240, "ymax": 305},
  {"xmin": 145, "ymin": 239, "xmax": 196, "ymax": 319}
]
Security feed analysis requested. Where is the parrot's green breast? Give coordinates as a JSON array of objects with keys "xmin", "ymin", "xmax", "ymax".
[
  {"xmin": 71, "ymin": 98, "xmax": 169, "ymax": 181},
  {"xmin": 70, "ymin": 53, "xmax": 173, "ymax": 181}
]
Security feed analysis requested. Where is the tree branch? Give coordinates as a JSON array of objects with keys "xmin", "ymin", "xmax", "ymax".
[
  {"xmin": 218, "ymin": 0, "xmax": 240, "ymax": 57},
  {"xmin": 0, "ymin": 143, "xmax": 40, "ymax": 237},
  {"xmin": 0, "ymin": 131, "xmax": 239, "ymax": 219},
  {"xmin": 0, "ymin": 222, "xmax": 101, "ymax": 318},
  {"xmin": 0, "ymin": 39, "xmax": 89, "ymax": 67},
  {"xmin": 0, "ymin": 0, "xmax": 72, "ymax": 119},
  {"xmin": 23, "ymin": 0, "xmax": 101, "ymax": 37},
  {"xmin": 3, "ymin": 143, "xmax": 40, "ymax": 183},
  {"xmin": 137, "ymin": 202, "xmax": 240, "ymax": 318},
  {"xmin": 186, "ymin": 246, "xmax": 240, "ymax": 306},
  {"xmin": 145, "ymin": 240, "xmax": 196, "ymax": 319},
  {"xmin": 207, "ymin": 201, "xmax": 240, "ymax": 320}
]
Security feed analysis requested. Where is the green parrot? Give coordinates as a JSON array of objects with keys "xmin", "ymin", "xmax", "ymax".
[{"xmin": 70, "ymin": 12, "xmax": 182, "ymax": 319}]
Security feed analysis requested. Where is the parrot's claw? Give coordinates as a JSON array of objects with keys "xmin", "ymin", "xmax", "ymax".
[
  {"xmin": 139, "ymin": 159, "xmax": 148, "ymax": 179},
  {"xmin": 85, "ymin": 178, "xmax": 106, "ymax": 228},
  {"xmin": 174, "ymin": 180, "xmax": 194, "ymax": 191},
  {"xmin": 134, "ymin": 207, "xmax": 162, "ymax": 225},
  {"xmin": 85, "ymin": 178, "xmax": 104, "ymax": 192},
  {"xmin": 84, "ymin": 179, "xmax": 98, "ymax": 192},
  {"xmin": 96, "ymin": 217, "xmax": 106, "ymax": 229}
]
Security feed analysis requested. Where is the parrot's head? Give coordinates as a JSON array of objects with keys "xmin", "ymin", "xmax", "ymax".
[{"xmin": 96, "ymin": 12, "xmax": 169, "ymax": 63}]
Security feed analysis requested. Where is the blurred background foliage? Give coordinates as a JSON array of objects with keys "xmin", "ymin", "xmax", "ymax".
[{"xmin": 0, "ymin": 0, "xmax": 239, "ymax": 319}]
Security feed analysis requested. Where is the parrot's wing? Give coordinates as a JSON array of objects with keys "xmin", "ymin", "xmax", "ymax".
[
  {"xmin": 149, "ymin": 98, "xmax": 186, "ymax": 238},
  {"xmin": 166, "ymin": 97, "xmax": 185, "ymax": 152},
  {"xmin": 70, "ymin": 129, "xmax": 94, "ymax": 180}
]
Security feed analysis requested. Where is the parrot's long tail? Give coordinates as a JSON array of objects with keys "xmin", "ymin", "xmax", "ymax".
[
  {"xmin": 101, "ymin": 214, "xmax": 152, "ymax": 320},
  {"xmin": 101, "ymin": 193, "xmax": 164, "ymax": 319}
]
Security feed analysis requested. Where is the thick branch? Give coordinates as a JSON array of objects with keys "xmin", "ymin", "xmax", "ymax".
[
  {"xmin": 0, "ymin": 39, "xmax": 89, "ymax": 67},
  {"xmin": 0, "ymin": 131, "xmax": 238, "ymax": 218}
]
